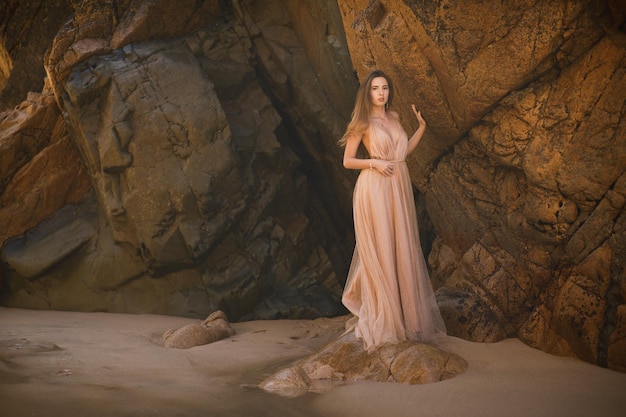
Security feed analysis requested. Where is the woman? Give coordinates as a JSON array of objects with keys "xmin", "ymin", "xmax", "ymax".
[{"xmin": 340, "ymin": 69, "xmax": 446, "ymax": 351}]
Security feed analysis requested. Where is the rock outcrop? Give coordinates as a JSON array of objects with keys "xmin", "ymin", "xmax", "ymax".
[
  {"xmin": 338, "ymin": 0, "xmax": 626, "ymax": 371},
  {"xmin": 1, "ymin": 0, "xmax": 355, "ymax": 319},
  {"xmin": 259, "ymin": 330, "xmax": 467, "ymax": 396},
  {"xmin": 0, "ymin": 87, "xmax": 91, "ymax": 250},
  {"xmin": 0, "ymin": 0, "xmax": 73, "ymax": 111}
]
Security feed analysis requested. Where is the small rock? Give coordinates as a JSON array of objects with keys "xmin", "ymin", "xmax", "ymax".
[{"xmin": 162, "ymin": 310, "xmax": 235, "ymax": 349}]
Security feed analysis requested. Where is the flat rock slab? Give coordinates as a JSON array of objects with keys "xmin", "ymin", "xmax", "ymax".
[
  {"xmin": 260, "ymin": 331, "xmax": 468, "ymax": 396},
  {"xmin": 1, "ymin": 205, "xmax": 97, "ymax": 278}
]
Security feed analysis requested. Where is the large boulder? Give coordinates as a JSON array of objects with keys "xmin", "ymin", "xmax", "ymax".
[{"xmin": 0, "ymin": 0, "xmax": 354, "ymax": 320}]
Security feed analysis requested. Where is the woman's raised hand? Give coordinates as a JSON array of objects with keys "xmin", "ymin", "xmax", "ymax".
[{"xmin": 411, "ymin": 104, "xmax": 426, "ymax": 128}]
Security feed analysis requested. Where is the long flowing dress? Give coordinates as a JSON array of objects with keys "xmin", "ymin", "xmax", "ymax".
[{"xmin": 342, "ymin": 119, "xmax": 446, "ymax": 351}]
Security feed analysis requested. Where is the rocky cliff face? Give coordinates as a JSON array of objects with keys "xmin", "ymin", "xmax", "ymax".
[
  {"xmin": 1, "ymin": 0, "xmax": 356, "ymax": 320},
  {"xmin": 1, "ymin": 0, "xmax": 624, "ymax": 372},
  {"xmin": 338, "ymin": 0, "xmax": 625, "ymax": 371}
]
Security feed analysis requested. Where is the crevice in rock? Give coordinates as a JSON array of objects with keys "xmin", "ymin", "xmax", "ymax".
[
  {"xmin": 230, "ymin": 11, "xmax": 353, "ymax": 284},
  {"xmin": 363, "ymin": 0, "xmax": 387, "ymax": 30},
  {"xmin": 598, "ymin": 212, "xmax": 626, "ymax": 367}
]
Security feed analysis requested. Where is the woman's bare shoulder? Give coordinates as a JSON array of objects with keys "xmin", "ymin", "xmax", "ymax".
[{"xmin": 388, "ymin": 110, "xmax": 400, "ymax": 120}]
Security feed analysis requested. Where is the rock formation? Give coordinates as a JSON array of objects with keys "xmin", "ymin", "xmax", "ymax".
[
  {"xmin": 0, "ymin": 0, "xmax": 625, "ymax": 372},
  {"xmin": 0, "ymin": 0, "xmax": 73, "ymax": 111},
  {"xmin": 338, "ymin": 0, "xmax": 625, "ymax": 371},
  {"xmin": 162, "ymin": 310, "xmax": 235, "ymax": 349},
  {"xmin": 1, "ymin": 0, "xmax": 355, "ymax": 319},
  {"xmin": 0, "ymin": 88, "xmax": 91, "ymax": 247},
  {"xmin": 259, "ymin": 331, "xmax": 468, "ymax": 396}
]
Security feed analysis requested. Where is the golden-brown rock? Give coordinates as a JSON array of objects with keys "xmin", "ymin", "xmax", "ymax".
[
  {"xmin": 0, "ymin": 88, "xmax": 91, "ymax": 245},
  {"xmin": 338, "ymin": 0, "xmax": 626, "ymax": 371},
  {"xmin": 259, "ymin": 331, "xmax": 467, "ymax": 396}
]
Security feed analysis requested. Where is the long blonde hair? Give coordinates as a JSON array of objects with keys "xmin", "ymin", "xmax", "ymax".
[{"xmin": 338, "ymin": 69, "xmax": 394, "ymax": 146}]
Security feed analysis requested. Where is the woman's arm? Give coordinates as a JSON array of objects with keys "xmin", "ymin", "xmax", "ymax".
[
  {"xmin": 343, "ymin": 131, "xmax": 396, "ymax": 176},
  {"xmin": 407, "ymin": 104, "xmax": 427, "ymax": 155}
]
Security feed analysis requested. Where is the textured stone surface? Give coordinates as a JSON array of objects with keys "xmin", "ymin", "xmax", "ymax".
[
  {"xmin": 0, "ymin": 88, "xmax": 91, "ymax": 245},
  {"xmin": 259, "ymin": 330, "xmax": 467, "ymax": 396},
  {"xmin": 2, "ymin": 204, "xmax": 97, "ymax": 278},
  {"xmin": 337, "ymin": 0, "xmax": 626, "ymax": 371},
  {"xmin": 435, "ymin": 287, "xmax": 506, "ymax": 343},
  {"xmin": 1, "ymin": 0, "xmax": 354, "ymax": 320},
  {"xmin": 0, "ymin": 0, "xmax": 73, "ymax": 110}
]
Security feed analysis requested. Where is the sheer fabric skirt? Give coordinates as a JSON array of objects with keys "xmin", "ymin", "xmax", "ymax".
[{"xmin": 342, "ymin": 163, "xmax": 446, "ymax": 350}]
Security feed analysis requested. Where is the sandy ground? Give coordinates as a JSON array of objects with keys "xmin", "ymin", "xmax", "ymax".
[{"xmin": 0, "ymin": 307, "xmax": 624, "ymax": 417}]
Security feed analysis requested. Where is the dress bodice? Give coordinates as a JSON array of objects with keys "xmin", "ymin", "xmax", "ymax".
[{"xmin": 368, "ymin": 118, "xmax": 408, "ymax": 162}]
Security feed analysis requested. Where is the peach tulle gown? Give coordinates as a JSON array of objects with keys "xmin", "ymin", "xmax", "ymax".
[{"xmin": 342, "ymin": 119, "xmax": 446, "ymax": 351}]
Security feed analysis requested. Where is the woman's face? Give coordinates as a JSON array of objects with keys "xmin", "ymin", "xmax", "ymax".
[{"xmin": 370, "ymin": 76, "xmax": 389, "ymax": 109}]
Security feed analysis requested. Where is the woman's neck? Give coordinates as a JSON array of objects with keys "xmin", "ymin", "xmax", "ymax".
[{"xmin": 370, "ymin": 108, "xmax": 387, "ymax": 120}]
